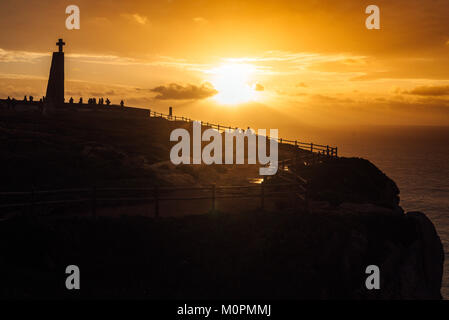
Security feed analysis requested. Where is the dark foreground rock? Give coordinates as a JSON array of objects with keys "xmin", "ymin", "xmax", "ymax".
[
  {"xmin": 297, "ymin": 157, "xmax": 402, "ymax": 211},
  {"xmin": 0, "ymin": 209, "xmax": 443, "ymax": 299}
]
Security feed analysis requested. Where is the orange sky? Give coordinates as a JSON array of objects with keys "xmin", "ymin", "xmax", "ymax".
[{"xmin": 1, "ymin": 0, "xmax": 449, "ymax": 132}]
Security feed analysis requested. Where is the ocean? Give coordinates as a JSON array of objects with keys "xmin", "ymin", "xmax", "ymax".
[{"xmin": 318, "ymin": 126, "xmax": 449, "ymax": 299}]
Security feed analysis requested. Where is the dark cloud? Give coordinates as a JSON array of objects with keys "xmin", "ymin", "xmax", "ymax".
[
  {"xmin": 309, "ymin": 94, "xmax": 355, "ymax": 104},
  {"xmin": 404, "ymin": 85, "xmax": 449, "ymax": 97},
  {"xmin": 150, "ymin": 82, "xmax": 217, "ymax": 100}
]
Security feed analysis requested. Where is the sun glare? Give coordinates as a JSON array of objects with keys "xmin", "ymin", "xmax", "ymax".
[{"xmin": 207, "ymin": 63, "xmax": 259, "ymax": 105}]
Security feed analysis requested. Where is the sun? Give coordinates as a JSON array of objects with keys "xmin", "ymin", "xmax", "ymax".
[{"xmin": 207, "ymin": 63, "xmax": 259, "ymax": 105}]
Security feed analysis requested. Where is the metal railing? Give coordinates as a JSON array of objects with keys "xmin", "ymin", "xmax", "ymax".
[
  {"xmin": 149, "ymin": 110, "xmax": 338, "ymax": 157},
  {"xmin": 0, "ymin": 181, "xmax": 308, "ymax": 218}
]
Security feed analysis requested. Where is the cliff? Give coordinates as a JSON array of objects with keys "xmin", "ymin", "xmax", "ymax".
[
  {"xmin": 0, "ymin": 208, "xmax": 443, "ymax": 299},
  {"xmin": 0, "ymin": 108, "xmax": 444, "ymax": 299}
]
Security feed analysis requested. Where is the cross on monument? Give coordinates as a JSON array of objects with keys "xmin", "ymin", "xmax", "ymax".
[{"xmin": 56, "ymin": 38, "xmax": 65, "ymax": 52}]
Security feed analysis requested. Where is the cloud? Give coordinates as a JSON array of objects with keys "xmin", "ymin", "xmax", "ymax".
[
  {"xmin": 150, "ymin": 82, "xmax": 218, "ymax": 100},
  {"xmin": 254, "ymin": 83, "xmax": 264, "ymax": 91},
  {"xmin": 0, "ymin": 48, "xmax": 46, "ymax": 63},
  {"xmin": 224, "ymin": 51, "xmax": 368, "ymax": 77},
  {"xmin": 0, "ymin": 73, "xmax": 46, "ymax": 80},
  {"xmin": 226, "ymin": 51, "xmax": 367, "ymax": 66},
  {"xmin": 296, "ymin": 82, "xmax": 308, "ymax": 87},
  {"xmin": 350, "ymin": 72, "xmax": 389, "ymax": 81},
  {"xmin": 193, "ymin": 17, "xmax": 208, "ymax": 25},
  {"xmin": 309, "ymin": 94, "xmax": 355, "ymax": 104},
  {"xmin": 121, "ymin": 13, "xmax": 149, "ymax": 25},
  {"xmin": 68, "ymin": 53, "xmax": 210, "ymax": 71},
  {"xmin": 403, "ymin": 85, "xmax": 449, "ymax": 96}
]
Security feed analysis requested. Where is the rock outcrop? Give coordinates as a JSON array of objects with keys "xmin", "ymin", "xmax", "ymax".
[
  {"xmin": 397, "ymin": 212, "xmax": 444, "ymax": 299},
  {"xmin": 299, "ymin": 157, "xmax": 402, "ymax": 211}
]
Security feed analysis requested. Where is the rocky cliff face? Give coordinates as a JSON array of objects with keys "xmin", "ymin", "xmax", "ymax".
[
  {"xmin": 299, "ymin": 157, "xmax": 402, "ymax": 211},
  {"xmin": 392, "ymin": 212, "xmax": 444, "ymax": 299},
  {"xmin": 299, "ymin": 157, "xmax": 445, "ymax": 299},
  {"xmin": 0, "ymin": 208, "xmax": 444, "ymax": 299}
]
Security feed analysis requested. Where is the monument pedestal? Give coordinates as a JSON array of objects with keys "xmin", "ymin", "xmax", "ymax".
[{"xmin": 45, "ymin": 39, "xmax": 65, "ymax": 106}]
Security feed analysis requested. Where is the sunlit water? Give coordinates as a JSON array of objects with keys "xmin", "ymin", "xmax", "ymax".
[{"xmin": 324, "ymin": 126, "xmax": 449, "ymax": 299}]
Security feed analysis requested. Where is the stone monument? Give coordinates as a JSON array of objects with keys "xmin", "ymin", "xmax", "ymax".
[{"xmin": 45, "ymin": 39, "xmax": 65, "ymax": 105}]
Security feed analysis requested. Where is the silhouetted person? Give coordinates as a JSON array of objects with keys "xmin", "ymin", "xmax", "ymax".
[
  {"xmin": 29, "ymin": 96, "xmax": 34, "ymax": 102},
  {"xmin": 23, "ymin": 95, "xmax": 27, "ymax": 102},
  {"xmin": 120, "ymin": 100, "xmax": 124, "ymax": 107},
  {"xmin": 69, "ymin": 97, "xmax": 74, "ymax": 104},
  {"xmin": 79, "ymin": 97, "xmax": 83, "ymax": 104},
  {"xmin": 106, "ymin": 98, "xmax": 111, "ymax": 106}
]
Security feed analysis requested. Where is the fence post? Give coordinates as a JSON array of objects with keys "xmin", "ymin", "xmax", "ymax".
[
  {"xmin": 91, "ymin": 186, "xmax": 97, "ymax": 217},
  {"xmin": 154, "ymin": 186, "xmax": 159, "ymax": 217},
  {"xmin": 310, "ymin": 143, "xmax": 313, "ymax": 153},
  {"xmin": 335, "ymin": 147, "xmax": 338, "ymax": 157},
  {"xmin": 326, "ymin": 145, "xmax": 329, "ymax": 156},
  {"xmin": 279, "ymin": 138, "xmax": 282, "ymax": 145},
  {"xmin": 260, "ymin": 184, "xmax": 265, "ymax": 210},
  {"xmin": 217, "ymin": 124, "xmax": 220, "ymax": 132},
  {"xmin": 211, "ymin": 184, "xmax": 216, "ymax": 212}
]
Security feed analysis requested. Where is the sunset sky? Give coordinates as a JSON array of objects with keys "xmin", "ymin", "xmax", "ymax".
[{"xmin": 1, "ymin": 0, "xmax": 449, "ymax": 134}]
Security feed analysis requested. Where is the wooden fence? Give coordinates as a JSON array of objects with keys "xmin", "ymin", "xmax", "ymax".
[
  {"xmin": 0, "ymin": 181, "xmax": 308, "ymax": 218},
  {"xmin": 148, "ymin": 110, "xmax": 338, "ymax": 157}
]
